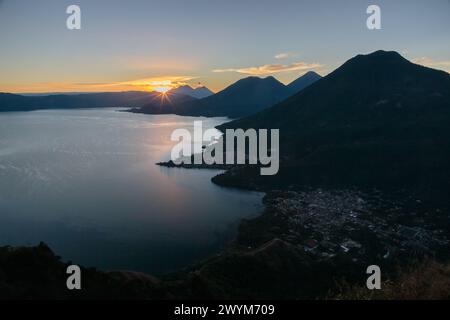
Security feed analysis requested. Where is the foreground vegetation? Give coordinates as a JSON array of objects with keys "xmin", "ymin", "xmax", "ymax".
[{"xmin": 334, "ymin": 260, "xmax": 450, "ymax": 300}]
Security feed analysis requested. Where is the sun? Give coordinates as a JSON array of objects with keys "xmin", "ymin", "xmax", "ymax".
[{"xmin": 155, "ymin": 86, "xmax": 171, "ymax": 93}]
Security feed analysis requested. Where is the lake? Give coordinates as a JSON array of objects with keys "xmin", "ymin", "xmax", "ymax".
[{"xmin": 0, "ymin": 108, "xmax": 263, "ymax": 274}]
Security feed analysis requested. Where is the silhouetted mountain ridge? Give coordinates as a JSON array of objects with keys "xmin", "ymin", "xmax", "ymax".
[
  {"xmin": 287, "ymin": 71, "xmax": 322, "ymax": 93},
  {"xmin": 137, "ymin": 73, "xmax": 321, "ymax": 118},
  {"xmin": 220, "ymin": 50, "xmax": 450, "ymax": 133},
  {"xmin": 216, "ymin": 50, "xmax": 450, "ymax": 200},
  {"xmin": 169, "ymin": 85, "xmax": 213, "ymax": 99},
  {"xmin": 0, "ymin": 91, "xmax": 195, "ymax": 112},
  {"xmin": 0, "ymin": 72, "xmax": 321, "ymax": 115}
]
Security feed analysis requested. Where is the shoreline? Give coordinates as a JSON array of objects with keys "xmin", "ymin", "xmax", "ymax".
[
  {"xmin": 1, "ymin": 156, "xmax": 449, "ymax": 299},
  {"xmin": 2, "ymin": 182, "xmax": 448, "ymax": 299}
]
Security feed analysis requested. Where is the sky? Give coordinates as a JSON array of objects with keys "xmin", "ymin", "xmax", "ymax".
[{"xmin": 0, "ymin": 0, "xmax": 449, "ymax": 93}]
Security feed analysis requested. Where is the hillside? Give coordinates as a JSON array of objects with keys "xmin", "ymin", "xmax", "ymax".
[{"xmin": 215, "ymin": 51, "xmax": 450, "ymax": 201}]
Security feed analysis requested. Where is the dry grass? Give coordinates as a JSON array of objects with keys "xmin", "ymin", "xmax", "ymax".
[{"xmin": 333, "ymin": 260, "xmax": 450, "ymax": 300}]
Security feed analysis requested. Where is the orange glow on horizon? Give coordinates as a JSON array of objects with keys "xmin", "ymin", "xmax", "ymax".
[{"xmin": 0, "ymin": 76, "xmax": 196, "ymax": 94}]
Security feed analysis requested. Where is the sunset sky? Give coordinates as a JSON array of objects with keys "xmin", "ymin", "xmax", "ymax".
[{"xmin": 0, "ymin": 0, "xmax": 449, "ymax": 93}]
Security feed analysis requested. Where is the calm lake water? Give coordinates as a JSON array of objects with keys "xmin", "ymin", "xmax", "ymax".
[{"xmin": 0, "ymin": 108, "xmax": 263, "ymax": 274}]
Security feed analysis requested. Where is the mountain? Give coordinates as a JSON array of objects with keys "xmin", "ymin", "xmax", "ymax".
[
  {"xmin": 0, "ymin": 91, "xmax": 163, "ymax": 112},
  {"xmin": 216, "ymin": 51, "xmax": 450, "ymax": 200},
  {"xmin": 136, "ymin": 73, "xmax": 322, "ymax": 118},
  {"xmin": 287, "ymin": 71, "xmax": 322, "ymax": 94},
  {"xmin": 193, "ymin": 86, "xmax": 214, "ymax": 99},
  {"xmin": 185, "ymin": 76, "xmax": 293, "ymax": 117},
  {"xmin": 221, "ymin": 50, "xmax": 450, "ymax": 134},
  {"xmin": 0, "ymin": 73, "xmax": 318, "ymax": 116},
  {"xmin": 170, "ymin": 85, "xmax": 213, "ymax": 99},
  {"xmin": 138, "ymin": 76, "xmax": 292, "ymax": 118}
]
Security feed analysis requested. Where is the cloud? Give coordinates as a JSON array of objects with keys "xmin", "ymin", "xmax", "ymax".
[
  {"xmin": 412, "ymin": 57, "xmax": 450, "ymax": 72},
  {"xmin": 2, "ymin": 76, "xmax": 198, "ymax": 93},
  {"xmin": 274, "ymin": 52, "xmax": 296, "ymax": 59},
  {"xmin": 122, "ymin": 76, "xmax": 197, "ymax": 89},
  {"xmin": 213, "ymin": 62, "xmax": 321, "ymax": 76},
  {"xmin": 65, "ymin": 76, "xmax": 198, "ymax": 91}
]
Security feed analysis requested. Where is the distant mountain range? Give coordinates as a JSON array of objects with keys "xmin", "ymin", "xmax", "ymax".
[
  {"xmin": 174, "ymin": 76, "xmax": 292, "ymax": 117},
  {"xmin": 0, "ymin": 73, "xmax": 323, "ymax": 118},
  {"xmin": 0, "ymin": 88, "xmax": 207, "ymax": 112},
  {"xmin": 0, "ymin": 91, "xmax": 156, "ymax": 112},
  {"xmin": 169, "ymin": 85, "xmax": 214, "ymax": 99},
  {"xmin": 216, "ymin": 50, "xmax": 450, "ymax": 201},
  {"xmin": 287, "ymin": 71, "xmax": 322, "ymax": 93},
  {"xmin": 136, "ymin": 72, "xmax": 322, "ymax": 118}
]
